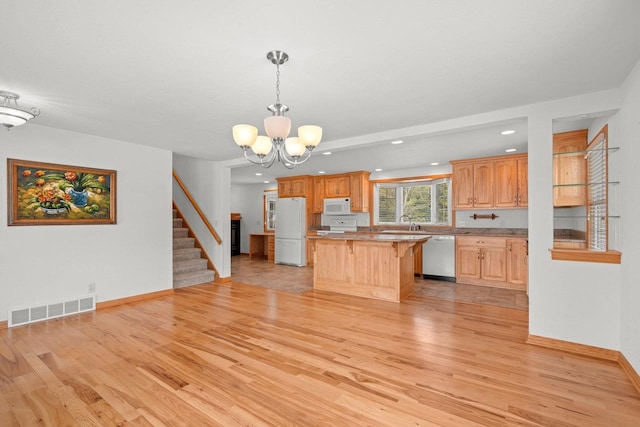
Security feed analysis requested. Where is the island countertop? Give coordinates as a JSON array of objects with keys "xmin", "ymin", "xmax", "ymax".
[{"xmin": 307, "ymin": 233, "xmax": 432, "ymax": 243}]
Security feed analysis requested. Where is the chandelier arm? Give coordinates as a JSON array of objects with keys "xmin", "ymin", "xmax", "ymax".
[
  {"xmin": 241, "ymin": 147, "xmax": 277, "ymax": 168},
  {"xmin": 278, "ymin": 146, "xmax": 312, "ymax": 166}
]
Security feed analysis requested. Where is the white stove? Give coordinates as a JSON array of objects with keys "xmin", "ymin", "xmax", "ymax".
[{"xmin": 317, "ymin": 219, "xmax": 357, "ymax": 235}]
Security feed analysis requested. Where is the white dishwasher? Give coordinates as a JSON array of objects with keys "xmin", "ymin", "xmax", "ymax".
[{"xmin": 422, "ymin": 235, "xmax": 456, "ymax": 281}]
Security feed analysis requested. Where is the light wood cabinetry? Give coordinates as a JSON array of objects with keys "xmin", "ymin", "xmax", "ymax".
[
  {"xmin": 456, "ymin": 236, "xmax": 525, "ymax": 290},
  {"xmin": 451, "ymin": 161, "xmax": 494, "ymax": 208},
  {"xmin": 324, "ymin": 175, "xmax": 350, "ymax": 198},
  {"xmin": 413, "ymin": 242, "xmax": 422, "ymax": 275},
  {"xmin": 451, "ymin": 153, "xmax": 528, "ymax": 209},
  {"xmin": 553, "ymin": 129, "xmax": 587, "ymax": 207},
  {"xmin": 277, "ymin": 176, "xmax": 311, "ymax": 198},
  {"xmin": 312, "ymin": 176, "xmax": 325, "ymax": 213},
  {"xmin": 506, "ymin": 238, "xmax": 528, "ymax": 291},
  {"xmin": 267, "ymin": 234, "xmax": 275, "ymax": 262},
  {"xmin": 306, "ymin": 230, "xmax": 318, "ymax": 267},
  {"xmin": 494, "ymin": 156, "xmax": 528, "ymax": 207},
  {"xmin": 348, "ymin": 171, "xmax": 370, "ymax": 212}
]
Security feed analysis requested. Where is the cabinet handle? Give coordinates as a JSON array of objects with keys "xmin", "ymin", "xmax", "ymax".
[
  {"xmin": 513, "ymin": 195, "xmax": 517, "ymax": 203},
  {"xmin": 508, "ymin": 243, "xmax": 512, "ymax": 251}
]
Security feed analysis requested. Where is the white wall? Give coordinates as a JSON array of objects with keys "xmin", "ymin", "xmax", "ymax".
[
  {"xmin": 619, "ymin": 59, "xmax": 640, "ymax": 372},
  {"xmin": 527, "ymin": 90, "xmax": 623, "ymax": 351},
  {"xmin": 0, "ymin": 125, "xmax": 173, "ymax": 322},
  {"xmin": 173, "ymin": 154, "xmax": 232, "ymax": 278}
]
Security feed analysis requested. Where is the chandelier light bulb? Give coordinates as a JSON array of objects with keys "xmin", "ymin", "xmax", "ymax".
[
  {"xmin": 232, "ymin": 124, "xmax": 258, "ymax": 147},
  {"xmin": 264, "ymin": 115, "xmax": 291, "ymax": 140},
  {"xmin": 298, "ymin": 125, "xmax": 322, "ymax": 148},
  {"xmin": 285, "ymin": 137, "xmax": 306, "ymax": 157},
  {"xmin": 251, "ymin": 136, "xmax": 273, "ymax": 156}
]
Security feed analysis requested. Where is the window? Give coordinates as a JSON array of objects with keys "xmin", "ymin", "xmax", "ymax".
[
  {"xmin": 587, "ymin": 131, "xmax": 607, "ymax": 251},
  {"xmin": 264, "ymin": 191, "xmax": 277, "ymax": 231},
  {"xmin": 374, "ymin": 177, "xmax": 451, "ymax": 225}
]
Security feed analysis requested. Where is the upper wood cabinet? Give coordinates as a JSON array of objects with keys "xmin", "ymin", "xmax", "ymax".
[
  {"xmin": 451, "ymin": 161, "xmax": 494, "ymax": 208},
  {"xmin": 277, "ymin": 176, "xmax": 311, "ymax": 198},
  {"xmin": 312, "ymin": 176, "xmax": 325, "ymax": 213},
  {"xmin": 324, "ymin": 175, "xmax": 350, "ymax": 198},
  {"xmin": 451, "ymin": 153, "xmax": 528, "ymax": 209},
  {"xmin": 553, "ymin": 129, "xmax": 587, "ymax": 207},
  {"xmin": 348, "ymin": 171, "xmax": 370, "ymax": 212},
  {"xmin": 494, "ymin": 155, "xmax": 528, "ymax": 207}
]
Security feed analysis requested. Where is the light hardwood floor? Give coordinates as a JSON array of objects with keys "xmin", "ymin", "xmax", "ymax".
[{"xmin": 1, "ymin": 281, "xmax": 639, "ymax": 426}]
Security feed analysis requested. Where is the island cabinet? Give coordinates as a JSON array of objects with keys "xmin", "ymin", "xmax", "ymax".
[
  {"xmin": 553, "ymin": 129, "xmax": 588, "ymax": 207},
  {"xmin": 456, "ymin": 235, "xmax": 527, "ymax": 291},
  {"xmin": 277, "ymin": 176, "xmax": 312, "ymax": 198},
  {"xmin": 311, "ymin": 234, "xmax": 430, "ymax": 302},
  {"xmin": 312, "ymin": 176, "xmax": 325, "ymax": 213},
  {"xmin": 451, "ymin": 161, "xmax": 494, "ymax": 208},
  {"xmin": 348, "ymin": 171, "xmax": 370, "ymax": 212},
  {"xmin": 494, "ymin": 155, "xmax": 528, "ymax": 207},
  {"xmin": 324, "ymin": 174, "xmax": 350, "ymax": 198}
]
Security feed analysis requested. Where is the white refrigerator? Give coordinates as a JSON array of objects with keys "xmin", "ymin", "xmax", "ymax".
[{"xmin": 275, "ymin": 197, "xmax": 306, "ymax": 267}]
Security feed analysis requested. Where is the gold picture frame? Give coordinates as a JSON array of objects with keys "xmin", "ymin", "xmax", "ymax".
[{"xmin": 7, "ymin": 158, "xmax": 117, "ymax": 226}]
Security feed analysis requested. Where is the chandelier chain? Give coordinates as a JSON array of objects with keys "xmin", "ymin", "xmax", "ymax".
[{"xmin": 275, "ymin": 63, "xmax": 281, "ymax": 105}]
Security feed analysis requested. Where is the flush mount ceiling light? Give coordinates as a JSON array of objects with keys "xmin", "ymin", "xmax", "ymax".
[
  {"xmin": 501, "ymin": 129, "xmax": 515, "ymax": 135},
  {"xmin": 0, "ymin": 91, "xmax": 40, "ymax": 129},
  {"xmin": 232, "ymin": 50, "xmax": 322, "ymax": 169}
]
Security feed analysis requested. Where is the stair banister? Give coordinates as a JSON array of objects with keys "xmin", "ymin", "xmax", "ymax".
[{"xmin": 172, "ymin": 170, "xmax": 222, "ymax": 245}]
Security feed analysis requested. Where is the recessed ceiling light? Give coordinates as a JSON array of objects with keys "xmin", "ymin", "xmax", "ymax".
[
  {"xmin": 375, "ymin": 168, "xmax": 383, "ymax": 172},
  {"xmin": 285, "ymin": 163, "xmax": 291, "ymax": 167},
  {"xmin": 318, "ymin": 171, "xmax": 326, "ymax": 174},
  {"xmin": 391, "ymin": 140, "xmax": 404, "ymax": 145},
  {"xmin": 505, "ymin": 148, "xmax": 517, "ymax": 153},
  {"xmin": 430, "ymin": 162, "xmax": 439, "ymax": 166},
  {"xmin": 255, "ymin": 172, "xmax": 262, "ymax": 176},
  {"xmin": 501, "ymin": 130, "xmax": 515, "ymax": 135},
  {"xmin": 322, "ymin": 151, "xmax": 332, "ymax": 155},
  {"xmin": 263, "ymin": 180, "xmax": 269, "ymax": 184}
]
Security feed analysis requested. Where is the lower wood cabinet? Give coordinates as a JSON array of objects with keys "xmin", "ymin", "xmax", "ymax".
[
  {"xmin": 267, "ymin": 234, "xmax": 275, "ymax": 263},
  {"xmin": 306, "ymin": 230, "xmax": 318, "ymax": 267},
  {"xmin": 456, "ymin": 236, "xmax": 527, "ymax": 291},
  {"xmin": 413, "ymin": 242, "xmax": 422, "ymax": 275}
]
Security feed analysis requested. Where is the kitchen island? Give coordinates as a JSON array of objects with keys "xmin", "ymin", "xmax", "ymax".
[{"xmin": 308, "ymin": 233, "xmax": 431, "ymax": 302}]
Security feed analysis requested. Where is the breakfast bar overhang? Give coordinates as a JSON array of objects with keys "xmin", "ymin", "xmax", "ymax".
[{"xmin": 308, "ymin": 234, "xmax": 431, "ymax": 302}]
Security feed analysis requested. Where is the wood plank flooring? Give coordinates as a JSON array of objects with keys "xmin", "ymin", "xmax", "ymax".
[{"xmin": 1, "ymin": 281, "xmax": 639, "ymax": 426}]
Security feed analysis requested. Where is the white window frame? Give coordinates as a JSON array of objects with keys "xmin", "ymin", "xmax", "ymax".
[{"xmin": 373, "ymin": 177, "xmax": 452, "ymax": 226}]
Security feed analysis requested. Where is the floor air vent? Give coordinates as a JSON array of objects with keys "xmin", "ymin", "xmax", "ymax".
[{"xmin": 8, "ymin": 294, "xmax": 95, "ymax": 328}]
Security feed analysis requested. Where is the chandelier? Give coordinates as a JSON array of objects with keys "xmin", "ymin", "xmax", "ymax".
[
  {"xmin": 0, "ymin": 91, "xmax": 40, "ymax": 129},
  {"xmin": 232, "ymin": 50, "xmax": 322, "ymax": 169}
]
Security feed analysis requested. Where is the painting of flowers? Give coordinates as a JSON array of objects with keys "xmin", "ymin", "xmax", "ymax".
[{"xmin": 8, "ymin": 159, "xmax": 116, "ymax": 225}]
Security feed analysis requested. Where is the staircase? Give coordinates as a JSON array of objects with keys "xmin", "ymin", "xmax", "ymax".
[{"xmin": 173, "ymin": 208, "xmax": 216, "ymax": 288}]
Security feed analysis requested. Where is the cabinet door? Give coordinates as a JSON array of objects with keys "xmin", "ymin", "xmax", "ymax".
[
  {"xmin": 348, "ymin": 172, "xmax": 370, "ymax": 212},
  {"xmin": 494, "ymin": 159, "xmax": 519, "ymax": 207},
  {"xmin": 473, "ymin": 162, "xmax": 494, "ymax": 208},
  {"xmin": 324, "ymin": 175, "xmax": 350, "ymax": 198},
  {"xmin": 278, "ymin": 180, "xmax": 291, "ymax": 197},
  {"xmin": 313, "ymin": 176, "xmax": 325, "ymax": 213},
  {"xmin": 507, "ymin": 239, "xmax": 528, "ymax": 288},
  {"xmin": 553, "ymin": 130, "xmax": 587, "ymax": 207},
  {"xmin": 456, "ymin": 245, "xmax": 481, "ymax": 280},
  {"xmin": 480, "ymin": 246, "xmax": 507, "ymax": 282},
  {"xmin": 518, "ymin": 158, "xmax": 528, "ymax": 206},
  {"xmin": 289, "ymin": 178, "xmax": 307, "ymax": 197},
  {"xmin": 452, "ymin": 163, "xmax": 474, "ymax": 208}
]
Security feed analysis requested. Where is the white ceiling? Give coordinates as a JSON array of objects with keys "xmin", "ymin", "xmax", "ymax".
[{"xmin": 4, "ymin": 1, "xmax": 640, "ymax": 184}]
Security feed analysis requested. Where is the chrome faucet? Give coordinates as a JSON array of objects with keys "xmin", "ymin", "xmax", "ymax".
[{"xmin": 399, "ymin": 214, "xmax": 416, "ymax": 231}]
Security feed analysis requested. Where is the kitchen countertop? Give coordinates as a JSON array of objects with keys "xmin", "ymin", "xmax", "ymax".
[
  {"xmin": 308, "ymin": 227, "xmax": 528, "ymax": 238},
  {"xmin": 308, "ymin": 233, "xmax": 431, "ymax": 243}
]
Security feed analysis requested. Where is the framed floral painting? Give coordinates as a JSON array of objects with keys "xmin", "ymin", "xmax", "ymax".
[{"xmin": 7, "ymin": 159, "xmax": 116, "ymax": 225}]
